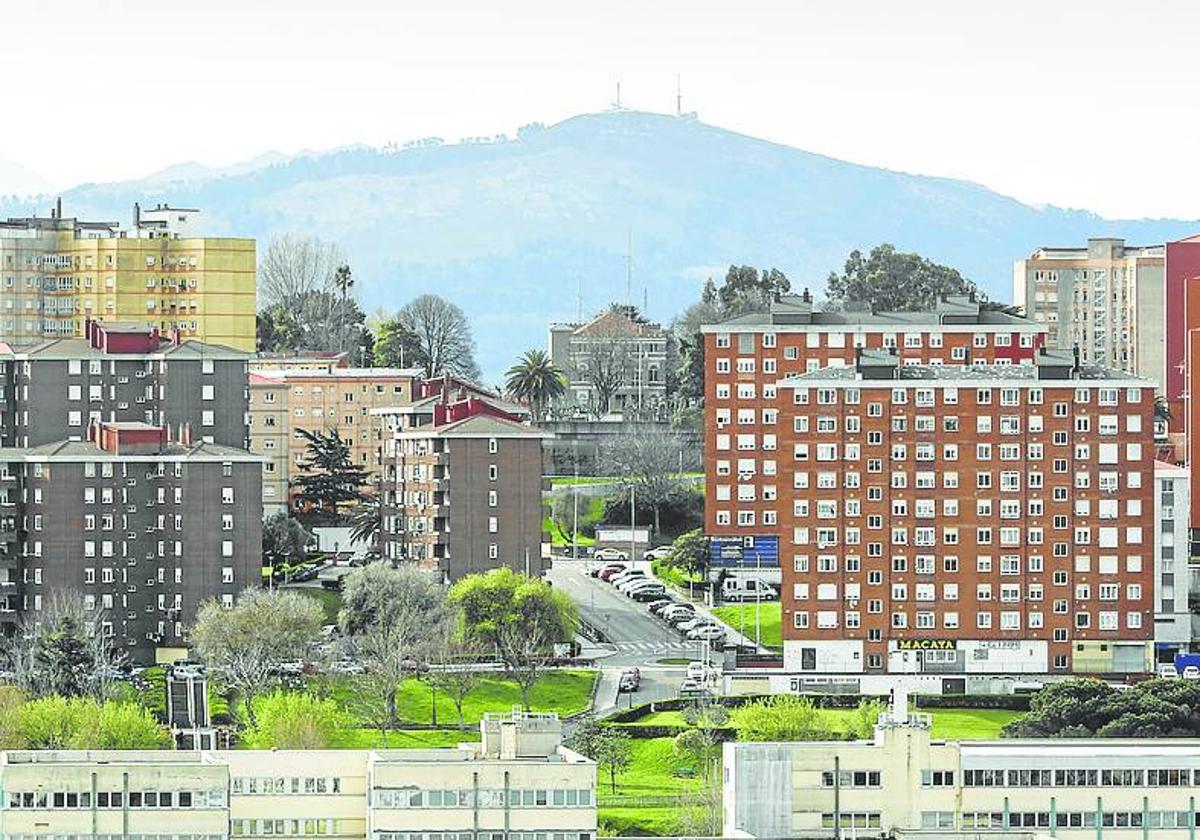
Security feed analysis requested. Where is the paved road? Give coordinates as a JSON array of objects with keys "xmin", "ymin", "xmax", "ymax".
[{"xmin": 548, "ymin": 559, "xmax": 725, "ymax": 717}]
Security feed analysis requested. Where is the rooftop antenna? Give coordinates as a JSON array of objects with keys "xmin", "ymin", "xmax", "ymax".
[
  {"xmin": 643, "ymin": 284, "xmax": 648, "ymax": 316},
  {"xmin": 675, "ymin": 74, "xmax": 682, "ymax": 116},
  {"xmin": 576, "ymin": 275, "xmax": 583, "ymax": 322},
  {"xmin": 612, "ymin": 81, "xmax": 625, "ymax": 111},
  {"xmin": 625, "ymin": 228, "xmax": 633, "ymax": 306}
]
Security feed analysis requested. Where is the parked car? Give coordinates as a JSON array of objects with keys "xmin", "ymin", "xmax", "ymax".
[
  {"xmin": 1184, "ymin": 666, "xmax": 1200, "ymax": 680},
  {"xmin": 678, "ymin": 678, "xmax": 706, "ymax": 698},
  {"xmin": 646, "ymin": 598, "xmax": 675, "ymax": 613},
  {"xmin": 664, "ymin": 607, "xmax": 699, "ymax": 626},
  {"xmin": 643, "ymin": 545, "xmax": 674, "ymax": 561},
  {"xmin": 597, "ymin": 564, "xmax": 627, "ymax": 582},
  {"xmin": 651, "ymin": 600, "xmax": 683, "ymax": 616},
  {"xmin": 687, "ymin": 625, "xmax": 727, "ymax": 643},
  {"xmin": 594, "ymin": 547, "xmax": 629, "ymax": 562},
  {"xmin": 617, "ymin": 576, "xmax": 654, "ymax": 594},
  {"xmin": 591, "ymin": 563, "xmax": 624, "ymax": 578},
  {"xmin": 1158, "ymin": 663, "xmax": 1180, "ymax": 679},
  {"xmin": 610, "ymin": 569, "xmax": 645, "ymax": 585},
  {"xmin": 677, "ymin": 616, "xmax": 714, "ymax": 634},
  {"xmin": 631, "ymin": 586, "xmax": 667, "ymax": 602},
  {"xmin": 685, "ymin": 661, "xmax": 710, "ymax": 682},
  {"xmin": 618, "ymin": 668, "xmax": 641, "ymax": 692}
]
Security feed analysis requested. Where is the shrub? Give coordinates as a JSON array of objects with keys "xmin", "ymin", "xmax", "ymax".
[{"xmin": 242, "ymin": 691, "xmax": 350, "ymax": 749}]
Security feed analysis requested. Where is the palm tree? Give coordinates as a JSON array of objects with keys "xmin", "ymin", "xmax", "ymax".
[
  {"xmin": 333, "ymin": 264, "xmax": 354, "ymax": 353},
  {"xmin": 348, "ymin": 495, "xmax": 381, "ymax": 547},
  {"xmin": 505, "ymin": 349, "xmax": 566, "ymax": 420}
]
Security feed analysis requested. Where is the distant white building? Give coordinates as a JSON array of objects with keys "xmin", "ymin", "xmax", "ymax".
[
  {"xmin": 549, "ymin": 306, "xmax": 669, "ymax": 416},
  {"xmin": 1154, "ymin": 461, "xmax": 1191, "ymax": 655}
]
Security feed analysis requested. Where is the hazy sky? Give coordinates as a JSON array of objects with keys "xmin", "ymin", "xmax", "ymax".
[{"xmin": 3, "ymin": 0, "xmax": 1198, "ymax": 219}]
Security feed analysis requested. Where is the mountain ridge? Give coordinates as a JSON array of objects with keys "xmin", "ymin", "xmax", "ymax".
[{"xmin": 1, "ymin": 110, "xmax": 1196, "ymax": 382}]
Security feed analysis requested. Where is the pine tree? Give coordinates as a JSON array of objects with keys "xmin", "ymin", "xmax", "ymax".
[{"xmin": 291, "ymin": 428, "xmax": 370, "ymax": 523}]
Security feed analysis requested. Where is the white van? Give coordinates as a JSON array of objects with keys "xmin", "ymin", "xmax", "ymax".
[{"xmin": 721, "ymin": 576, "xmax": 777, "ymax": 602}]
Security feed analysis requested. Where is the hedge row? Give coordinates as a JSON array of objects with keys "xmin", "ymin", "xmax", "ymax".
[{"xmin": 914, "ymin": 693, "xmax": 1032, "ymax": 711}]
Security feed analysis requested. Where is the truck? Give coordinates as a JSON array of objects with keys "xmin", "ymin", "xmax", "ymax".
[{"xmin": 720, "ymin": 575, "xmax": 778, "ymax": 602}]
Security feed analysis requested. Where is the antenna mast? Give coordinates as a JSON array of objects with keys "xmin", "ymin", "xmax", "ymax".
[
  {"xmin": 576, "ymin": 275, "xmax": 583, "ymax": 322},
  {"xmin": 625, "ymin": 228, "xmax": 633, "ymax": 306},
  {"xmin": 676, "ymin": 74, "xmax": 682, "ymax": 116}
]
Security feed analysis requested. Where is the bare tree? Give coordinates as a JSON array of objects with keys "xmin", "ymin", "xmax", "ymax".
[
  {"xmin": 3, "ymin": 590, "xmax": 124, "ymax": 700},
  {"xmin": 339, "ymin": 563, "xmax": 449, "ymax": 733},
  {"xmin": 575, "ymin": 327, "xmax": 629, "ymax": 417},
  {"xmin": 257, "ymin": 234, "xmax": 347, "ymax": 309},
  {"xmin": 190, "ymin": 588, "xmax": 324, "ymax": 726},
  {"xmin": 426, "ymin": 632, "xmax": 483, "ymax": 729},
  {"xmin": 496, "ymin": 620, "xmax": 551, "ymax": 711},
  {"xmin": 600, "ymin": 427, "xmax": 699, "ymax": 534},
  {"xmin": 395, "ymin": 294, "xmax": 481, "ymax": 381}
]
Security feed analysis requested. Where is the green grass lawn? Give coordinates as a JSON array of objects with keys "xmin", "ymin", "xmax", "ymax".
[
  {"xmin": 710, "ymin": 602, "xmax": 782, "ymax": 648},
  {"xmin": 544, "ymin": 496, "xmax": 606, "ymax": 547},
  {"xmin": 925, "ymin": 707, "xmax": 1019, "ymax": 739},
  {"xmin": 327, "ymin": 727, "xmax": 481, "ymax": 750},
  {"xmin": 291, "ymin": 586, "xmax": 344, "ymax": 624},
  {"xmin": 600, "ymin": 737, "xmax": 708, "ymax": 803},
  {"xmin": 620, "ymin": 705, "xmax": 1017, "ymax": 741},
  {"xmin": 313, "ymin": 669, "xmax": 597, "ymax": 727}
]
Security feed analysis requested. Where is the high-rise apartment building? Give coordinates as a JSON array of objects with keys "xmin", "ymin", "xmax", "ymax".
[
  {"xmin": 0, "ymin": 319, "xmax": 250, "ymax": 450},
  {"xmin": 247, "ymin": 364, "xmax": 422, "ymax": 511},
  {"xmin": 0, "ymin": 201, "xmax": 256, "ymax": 351},
  {"xmin": 378, "ymin": 397, "xmax": 551, "ymax": 580},
  {"xmin": 777, "ymin": 349, "xmax": 1155, "ymax": 676},
  {"xmin": 701, "ymin": 294, "xmax": 1046, "ymax": 579},
  {"xmin": 1013, "ymin": 238, "xmax": 1164, "ymax": 385},
  {"xmin": 0, "ymin": 421, "xmax": 261, "ymax": 663}
]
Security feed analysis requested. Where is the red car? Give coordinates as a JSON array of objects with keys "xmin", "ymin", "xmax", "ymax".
[{"xmin": 597, "ymin": 564, "xmax": 627, "ymax": 581}]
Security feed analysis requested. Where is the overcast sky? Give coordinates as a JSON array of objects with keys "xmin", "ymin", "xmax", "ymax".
[{"xmin": 2, "ymin": 0, "xmax": 1197, "ymax": 219}]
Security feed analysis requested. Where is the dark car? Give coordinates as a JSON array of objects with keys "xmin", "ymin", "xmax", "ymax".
[
  {"xmin": 646, "ymin": 598, "xmax": 674, "ymax": 613},
  {"xmin": 618, "ymin": 668, "xmax": 641, "ymax": 692},
  {"xmin": 631, "ymin": 586, "xmax": 667, "ymax": 602}
]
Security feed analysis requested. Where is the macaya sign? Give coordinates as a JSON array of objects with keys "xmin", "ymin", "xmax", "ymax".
[{"xmin": 895, "ymin": 639, "xmax": 956, "ymax": 651}]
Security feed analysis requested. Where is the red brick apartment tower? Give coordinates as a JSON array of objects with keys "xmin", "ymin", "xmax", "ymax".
[
  {"xmin": 701, "ymin": 293, "xmax": 1045, "ymax": 575},
  {"xmin": 776, "ymin": 348, "xmax": 1154, "ymax": 676}
]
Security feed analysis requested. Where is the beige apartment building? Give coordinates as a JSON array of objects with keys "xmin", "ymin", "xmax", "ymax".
[
  {"xmin": 0, "ymin": 712, "xmax": 595, "ymax": 840},
  {"xmin": 1013, "ymin": 238, "xmax": 1165, "ymax": 387},
  {"xmin": 725, "ymin": 708, "xmax": 1200, "ymax": 838},
  {"xmin": 247, "ymin": 363, "xmax": 422, "ymax": 510}
]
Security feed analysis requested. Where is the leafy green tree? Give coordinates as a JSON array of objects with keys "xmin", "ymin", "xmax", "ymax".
[
  {"xmin": 449, "ymin": 568, "xmax": 578, "ymax": 709},
  {"xmin": 1002, "ymin": 678, "xmax": 1200, "ymax": 739},
  {"xmin": 824, "ymin": 244, "xmax": 980, "ymax": 312},
  {"xmin": 190, "ymin": 588, "xmax": 324, "ymax": 726},
  {"xmin": 241, "ymin": 691, "xmax": 350, "ymax": 749},
  {"xmin": 339, "ymin": 563, "xmax": 449, "ymax": 733},
  {"xmin": 291, "ymin": 428, "xmax": 371, "ymax": 523},
  {"xmin": 664, "ymin": 529, "xmax": 709, "ymax": 582},
  {"xmin": 505, "ymin": 349, "xmax": 566, "ymax": 420},
  {"xmin": 565, "ymin": 715, "xmax": 631, "ymax": 794},
  {"xmin": 257, "ymin": 292, "xmax": 373, "ymax": 357},
  {"xmin": 262, "ymin": 512, "xmax": 313, "ymax": 581},
  {"xmin": 11, "ymin": 697, "xmax": 169, "ymax": 749},
  {"xmin": 732, "ymin": 695, "xmax": 834, "ymax": 742},
  {"xmin": 373, "ymin": 317, "xmax": 424, "ymax": 369}
]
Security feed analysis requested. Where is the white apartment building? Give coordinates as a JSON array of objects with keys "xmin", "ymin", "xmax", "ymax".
[
  {"xmin": 725, "ymin": 709, "xmax": 1200, "ymax": 839},
  {"xmin": 0, "ymin": 712, "xmax": 595, "ymax": 840},
  {"xmin": 1013, "ymin": 238, "xmax": 1165, "ymax": 387},
  {"xmin": 1155, "ymin": 461, "xmax": 1191, "ymax": 654}
]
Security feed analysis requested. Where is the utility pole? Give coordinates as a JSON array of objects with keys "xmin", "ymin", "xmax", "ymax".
[
  {"xmin": 625, "ymin": 228, "xmax": 633, "ymax": 306},
  {"xmin": 629, "ymin": 486, "xmax": 636, "ymax": 564}
]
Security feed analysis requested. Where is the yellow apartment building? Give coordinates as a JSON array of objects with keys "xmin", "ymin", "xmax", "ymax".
[
  {"xmin": 0, "ymin": 201, "xmax": 256, "ymax": 351},
  {"xmin": 0, "ymin": 712, "xmax": 595, "ymax": 840}
]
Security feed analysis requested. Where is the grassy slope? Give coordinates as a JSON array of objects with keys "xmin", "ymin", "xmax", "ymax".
[
  {"xmin": 292, "ymin": 587, "xmax": 344, "ymax": 624},
  {"xmin": 622, "ymin": 707, "xmax": 1018, "ymax": 740},
  {"xmin": 710, "ymin": 602, "xmax": 782, "ymax": 648}
]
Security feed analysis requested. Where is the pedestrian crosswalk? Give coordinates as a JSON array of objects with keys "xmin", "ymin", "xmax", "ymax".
[{"xmin": 614, "ymin": 641, "xmax": 698, "ymax": 654}]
